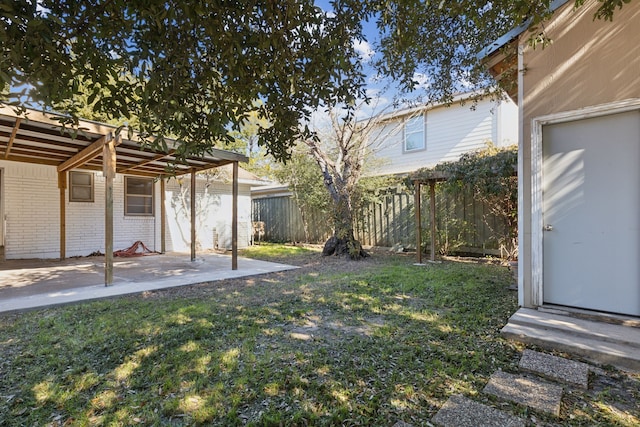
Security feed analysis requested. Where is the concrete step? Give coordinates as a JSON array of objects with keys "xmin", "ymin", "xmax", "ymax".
[
  {"xmin": 502, "ymin": 309, "xmax": 640, "ymax": 371},
  {"xmin": 507, "ymin": 308, "xmax": 640, "ymax": 349}
]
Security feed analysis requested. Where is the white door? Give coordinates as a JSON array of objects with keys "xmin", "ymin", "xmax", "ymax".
[{"xmin": 542, "ymin": 111, "xmax": 640, "ymax": 316}]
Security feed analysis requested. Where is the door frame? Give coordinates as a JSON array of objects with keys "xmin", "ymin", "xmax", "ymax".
[
  {"xmin": 531, "ymin": 98, "xmax": 640, "ymax": 306},
  {"xmin": 0, "ymin": 168, "xmax": 3, "ymax": 248}
]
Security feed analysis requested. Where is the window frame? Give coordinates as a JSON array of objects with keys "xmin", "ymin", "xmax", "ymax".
[
  {"xmin": 124, "ymin": 176, "xmax": 155, "ymax": 217},
  {"xmin": 403, "ymin": 113, "xmax": 426, "ymax": 153},
  {"xmin": 69, "ymin": 171, "xmax": 95, "ymax": 202}
]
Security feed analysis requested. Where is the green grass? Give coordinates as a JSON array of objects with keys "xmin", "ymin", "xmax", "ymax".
[
  {"xmin": 239, "ymin": 243, "xmax": 319, "ymax": 260},
  {"xmin": 0, "ymin": 248, "xmax": 637, "ymax": 426}
]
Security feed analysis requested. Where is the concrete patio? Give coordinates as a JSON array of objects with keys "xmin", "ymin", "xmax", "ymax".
[{"xmin": 0, "ymin": 251, "xmax": 297, "ymax": 313}]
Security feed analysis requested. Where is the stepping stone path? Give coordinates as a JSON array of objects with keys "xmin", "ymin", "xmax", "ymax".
[
  {"xmin": 429, "ymin": 349, "xmax": 592, "ymax": 426},
  {"xmin": 483, "ymin": 371, "xmax": 563, "ymax": 416},
  {"xmin": 431, "ymin": 394, "xmax": 525, "ymax": 427}
]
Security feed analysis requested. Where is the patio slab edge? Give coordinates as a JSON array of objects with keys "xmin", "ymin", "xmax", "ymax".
[{"xmin": 0, "ymin": 260, "xmax": 298, "ymax": 314}]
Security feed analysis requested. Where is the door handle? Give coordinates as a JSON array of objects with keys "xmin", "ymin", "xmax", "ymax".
[{"xmin": 543, "ymin": 224, "xmax": 553, "ymax": 231}]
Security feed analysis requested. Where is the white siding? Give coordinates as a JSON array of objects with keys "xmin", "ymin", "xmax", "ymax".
[
  {"xmin": 371, "ymin": 98, "xmax": 517, "ymax": 176},
  {"xmin": 0, "ymin": 161, "xmax": 251, "ymax": 259},
  {"xmin": 164, "ymin": 176, "xmax": 252, "ymax": 252}
]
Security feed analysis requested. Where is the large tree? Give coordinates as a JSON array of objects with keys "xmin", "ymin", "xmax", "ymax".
[
  {"xmin": 301, "ymin": 102, "xmax": 399, "ymax": 259},
  {"xmin": 1, "ymin": 0, "xmax": 367, "ymax": 162}
]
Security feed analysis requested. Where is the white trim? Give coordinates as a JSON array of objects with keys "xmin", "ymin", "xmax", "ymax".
[
  {"xmin": 0, "ymin": 168, "xmax": 4, "ymax": 248},
  {"xmin": 403, "ymin": 113, "xmax": 426, "ymax": 153},
  {"xmin": 531, "ymin": 98, "xmax": 640, "ymax": 306},
  {"xmin": 517, "ymin": 44, "xmax": 525, "ymax": 306},
  {"xmin": 69, "ymin": 170, "xmax": 95, "ymax": 202},
  {"xmin": 531, "ymin": 114, "xmax": 543, "ymax": 306},
  {"xmin": 124, "ymin": 176, "xmax": 155, "ymax": 216}
]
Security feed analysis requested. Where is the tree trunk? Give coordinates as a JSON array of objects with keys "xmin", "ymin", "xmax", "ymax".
[{"xmin": 322, "ymin": 196, "xmax": 368, "ymax": 260}]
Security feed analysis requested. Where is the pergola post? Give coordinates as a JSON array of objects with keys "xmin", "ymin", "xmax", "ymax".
[
  {"xmin": 160, "ymin": 177, "xmax": 166, "ymax": 254},
  {"xmin": 190, "ymin": 168, "xmax": 197, "ymax": 262},
  {"xmin": 414, "ymin": 181, "xmax": 422, "ymax": 264},
  {"xmin": 429, "ymin": 180, "xmax": 437, "ymax": 262},
  {"xmin": 58, "ymin": 171, "xmax": 66, "ymax": 260},
  {"xmin": 232, "ymin": 161, "xmax": 239, "ymax": 270},
  {"xmin": 103, "ymin": 133, "xmax": 116, "ymax": 286}
]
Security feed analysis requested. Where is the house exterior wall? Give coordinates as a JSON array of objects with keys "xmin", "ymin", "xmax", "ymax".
[
  {"xmin": 164, "ymin": 176, "xmax": 252, "ymax": 252},
  {"xmin": 1, "ymin": 161, "xmax": 60, "ymax": 258},
  {"xmin": 371, "ymin": 97, "xmax": 517, "ymax": 176},
  {"xmin": 0, "ymin": 160, "xmax": 250, "ymax": 259},
  {"xmin": 518, "ymin": 0, "xmax": 640, "ymax": 307}
]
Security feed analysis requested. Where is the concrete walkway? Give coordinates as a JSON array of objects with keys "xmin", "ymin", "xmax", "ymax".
[{"xmin": 0, "ymin": 252, "xmax": 297, "ymax": 313}]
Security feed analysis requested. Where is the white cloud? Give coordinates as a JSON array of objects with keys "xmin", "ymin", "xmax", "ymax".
[
  {"xmin": 353, "ymin": 39, "xmax": 375, "ymax": 62},
  {"xmin": 412, "ymin": 73, "xmax": 432, "ymax": 90}
]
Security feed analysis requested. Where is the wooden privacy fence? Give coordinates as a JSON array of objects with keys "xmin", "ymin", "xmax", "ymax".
[
  {"xmin": 252, "ymin": 196, "xmax": 332, "ymax": 243},
  {"xmin": 252, "ymin": 186, "xmax": 510, "ymax": 256}
]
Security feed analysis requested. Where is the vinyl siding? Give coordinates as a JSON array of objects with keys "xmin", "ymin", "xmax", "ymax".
[
  {"xmin": 164, "ymin": 177, "xmax": 252, "ymax": 252},
  {"xmin": 371, "ymin": 98, "xmax": 517, "ymax": 176}
]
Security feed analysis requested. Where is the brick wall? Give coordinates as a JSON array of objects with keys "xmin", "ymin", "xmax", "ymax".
[{"xmin": 0, "ymin": 161, "xmax": 249, "ymax": 259}]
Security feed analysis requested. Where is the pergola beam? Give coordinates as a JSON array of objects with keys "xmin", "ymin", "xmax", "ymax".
[
  {"xmin": 116, "ymin": 150, "xmax": 176, "ymax": 174},
  {"xmin": 412, "ymin": 171, "xmax": 448, "ymax": 264},
  {"xmin": 4, "ymin": 117, "xmax": 21, "ymax": 159},
  {"xmin": 414, "ymin": 181, "xmax": 422, "ymax": 264},
  {"xmin": 429, "ymin": 181, "xmax": 437, "ymax": 262},
  {"xmin": 58, "ymin": 171, "xmax": 67, "ymax": 260},
  {"xmin": 58, "ymin": 133, "xmax": 111, "ymax": 173},
  {"xmin": 190, "ymin": 168, "xmax": 197, "ymax": 262}
]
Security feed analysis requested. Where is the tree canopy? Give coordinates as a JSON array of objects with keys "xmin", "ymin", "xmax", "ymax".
[
  {"xmin": 1, "ymin": 0, "xmax": 631, "ymax": 162},
  {"xmin": 361, "ymin": 0, "xmax": 633, "ymax": 104},
  {"xmin": 1, "ymin": 0, "xmax": 367, "ymax": 161}
]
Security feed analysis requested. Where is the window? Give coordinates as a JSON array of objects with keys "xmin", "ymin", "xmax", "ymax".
[
  {"xmin": 125, "ymin": 176, "xmax": 154, "ymax": 216},
  {"xmin": 69, "ymin": 171, "xmax": 94, "ymax": 202},
  {"xmin": 404, "ymin": 114, "xmax": 425, "ymax": 152}
]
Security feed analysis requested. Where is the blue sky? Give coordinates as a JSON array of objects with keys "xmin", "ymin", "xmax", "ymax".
[{"xmin": 311, "ymin": 0, "xmax": 419, "ymax": 123}]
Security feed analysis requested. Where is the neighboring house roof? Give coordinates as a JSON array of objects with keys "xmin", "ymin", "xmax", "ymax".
[
  {"xmin": 250, "ymin": 182, "xmax": 292, "ymax": 198},
  {"xmin": 0, "ymin": 106, "xmax": 248, "ymax": 177},
  {"xmin": 367, "ymin": 91, "xmax": 485, "ymax": 124},
  {"xmin": 214, "ymin": 163, "xmax": 268, "ymax": 186}
]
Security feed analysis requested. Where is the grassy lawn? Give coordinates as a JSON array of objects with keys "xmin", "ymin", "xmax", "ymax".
[{"xmin": 0, "ymin": 246, "xmax": 636, "ymax": 426}]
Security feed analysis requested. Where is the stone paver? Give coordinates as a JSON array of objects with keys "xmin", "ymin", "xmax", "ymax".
[
  {"xmin": 483, "ymin": 371, "xmax": 563, "ymax": 416},
  {"xmin": 431, "ymin": 394, "xmax": 525, "ymax": 427},
  {"xmin": 519, "ymin": 349, "xmax": 590, "ymax": 388}
]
